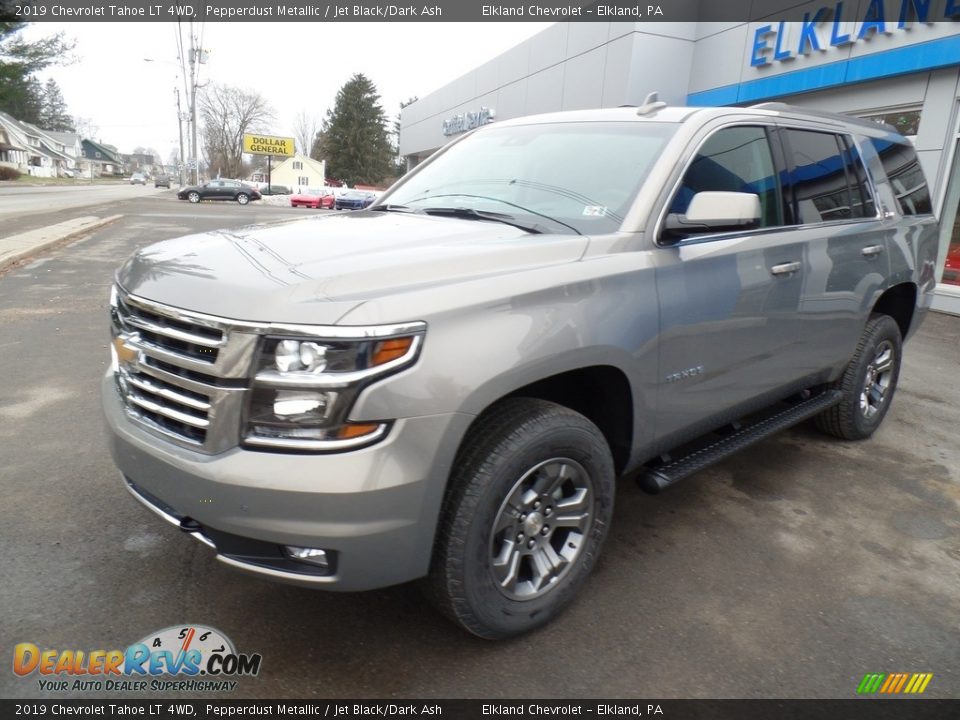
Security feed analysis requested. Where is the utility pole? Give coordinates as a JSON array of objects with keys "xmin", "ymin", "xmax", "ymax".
[
  {"xmin": 189, "ymin": 22, "xmax": 199, "ymax": 185},
  {"xmin": 174, "ymin": 87, "xmax": 185, "ymax": 187}
]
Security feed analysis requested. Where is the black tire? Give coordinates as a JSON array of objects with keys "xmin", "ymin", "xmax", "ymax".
[
  {"xmin": 427, "ymin": 398, "xmax": 615, "ymax": 639},
  {"xmin": 236, "ymin": 193, "xmax": 250, "ymax": 205},
  {"xmin": 187, "ymin": 192, "xmax": 200, "ymax": 203},
  {"xmin": 815, "ymin": 314, "xmax": 902, "ymax": 440}
]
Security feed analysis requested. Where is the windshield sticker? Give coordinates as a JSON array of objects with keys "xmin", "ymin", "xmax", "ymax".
[{"xmin": 582, "ymin": 206, "xmax": 607, "ymax": 217}]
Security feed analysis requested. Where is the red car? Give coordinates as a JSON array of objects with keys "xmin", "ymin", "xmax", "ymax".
[{"xmin": 290, "ymin": 188, "xmax": 335, "ymax": 209}]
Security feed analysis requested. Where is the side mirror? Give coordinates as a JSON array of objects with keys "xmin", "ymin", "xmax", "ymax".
[{"xmin": 664, "ymin": 191, "xmax": 762, "ymax": 239}]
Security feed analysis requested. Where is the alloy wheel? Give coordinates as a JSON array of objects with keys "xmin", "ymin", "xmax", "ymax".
[
  {"xmin": 860, "ymin": 339, "xmax": 895, "ymax": 419},
  {"xmin": 489, "ymin": 457, "xmax": 594, "ymax": 601}
]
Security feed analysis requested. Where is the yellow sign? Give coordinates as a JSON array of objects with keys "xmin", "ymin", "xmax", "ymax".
[{"xmin": 243, "ymin": 134, "xmax": 295, "ymax": 157}]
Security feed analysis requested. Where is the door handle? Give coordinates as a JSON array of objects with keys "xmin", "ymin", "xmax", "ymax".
[
  {"xmin": 770, "ymin": 261, "xmax": 801, "ymax": 276},
  {"xmin": 862, "ymin": 244, "xmax": 884, "ymax": 257}
]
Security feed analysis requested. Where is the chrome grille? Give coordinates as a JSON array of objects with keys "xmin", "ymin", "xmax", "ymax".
[
  {"xmin": 119, "ymin": 367, "xmax": 211, "ymax": 446},
  {"xmin": 116, "ymin": 293, "xmax": 224, "ymax": 364},
  {"xmin": 111, "ymin": 288, "xmax": 252, "ymax": 453}
]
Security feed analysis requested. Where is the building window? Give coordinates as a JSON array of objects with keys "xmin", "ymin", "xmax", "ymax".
[
  {"xmin": 298, "ymin": 176, "xmax": 309, "ymax": 186},
  {"xmin": 938, "ymin": 137, "xmax": 960, "ymax": 288},
  {"xmin": 860, "ymin": 108, "xmax": 922, "ymax": 140},
  {"xmin": 293, "ymin": 161, "xmax": 302, "ymax": 169}
]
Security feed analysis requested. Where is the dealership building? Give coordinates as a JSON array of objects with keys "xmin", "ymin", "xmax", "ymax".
[{"xmin": 399, "ymin": 13, "xmax": 960, "ymax": 314}]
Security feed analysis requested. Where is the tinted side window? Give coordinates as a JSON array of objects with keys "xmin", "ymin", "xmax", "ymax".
[
  {"xmin": 669, "ymin": 126, "xmax": 782, "ymax": 228},
  {"xmin": 785, "ymin": 129, "xmax": 852, "ymax": 223},
  {"xmin": 870, "ymin": 138, "xmax": 933, "ymax": 215}
]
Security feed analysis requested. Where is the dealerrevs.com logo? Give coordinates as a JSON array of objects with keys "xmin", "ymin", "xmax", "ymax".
[{"xmin": 13, "ymin": 625, "xmax": 262, "ymax": 693}]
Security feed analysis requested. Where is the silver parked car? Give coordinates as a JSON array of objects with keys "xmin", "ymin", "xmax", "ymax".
[{"xmin": 104, "ymin": 103, "xmax": 938, "ymax": 638}]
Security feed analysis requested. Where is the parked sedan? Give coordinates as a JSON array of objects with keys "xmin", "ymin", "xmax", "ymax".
[
  {"xmin": 290, "ymin": 188, "xmax": 335, "ymax": 209},
  {"xmin": 258, "ymin": 184, "xmax": 292, "ymax": 196},
  {"xmin": 177, "ymin": 179, "xmax": 261, "ymax": 205},
  {"xmin": 335, "ymin": 190, "xmax": 376, "ymax": 210}
]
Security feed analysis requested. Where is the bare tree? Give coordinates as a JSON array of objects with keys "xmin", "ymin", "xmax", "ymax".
[
  {"xmin": 199, "ymin": 82, "xmax": 275, "ymax": 179},
  {"xmin": 73, "ymin": 116, "xmax": 98, "ymax": 140},
  {"xmin": 133, "ymin": 146, "xmax": 161, "ymax": 163},
  {"xmin": 293, "ymin": 109, "xmax": 320, "ymax": 158}
]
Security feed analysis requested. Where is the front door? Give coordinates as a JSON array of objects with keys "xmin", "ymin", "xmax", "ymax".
[{"xmin": 653, "ymin": 124, "xmax": 811, "ymax": 444}]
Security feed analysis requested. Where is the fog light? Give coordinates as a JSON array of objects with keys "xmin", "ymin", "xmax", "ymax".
[{"xmin": 284, "ymin": 546, "xmax": 330, "ymax": 568}]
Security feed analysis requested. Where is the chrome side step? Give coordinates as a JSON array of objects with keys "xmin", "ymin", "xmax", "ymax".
[{"xmin": 637, "ymin": 390, "xmax": 843, "ymax": 494}]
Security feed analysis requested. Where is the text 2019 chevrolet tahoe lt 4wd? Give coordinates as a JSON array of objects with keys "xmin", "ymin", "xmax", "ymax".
[{"xmin": 104, "ymin": 104, "xmax": 939, "ymax": 638}]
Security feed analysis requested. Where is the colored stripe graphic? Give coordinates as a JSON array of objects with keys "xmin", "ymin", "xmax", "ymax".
[
  {"xmin": 857, "ymin": 673, "xmax": 885, "ymax": 694},
  {"xmin": 857, "ymin": 672, "xmax": 932, "ymax": 694}
]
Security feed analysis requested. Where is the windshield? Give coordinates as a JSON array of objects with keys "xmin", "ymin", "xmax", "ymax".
[{"xmin": 383, "ymin": 121, "xmax": 676, "ymax": 235}]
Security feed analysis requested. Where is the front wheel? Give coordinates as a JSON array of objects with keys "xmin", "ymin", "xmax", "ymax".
[
  {"xmin": 427, "ymin": 398, "xmax": 615, "ymax": 639},
  {"xmin": 187, "ymin": 191, "xmax": 200, "ymax": 203},
  {"xmin": 815, "ymin": 314, "xmax": 903, "ymax": 440},
  {"xmin": 236, "ymin": 193, "xmax": 250, "ymax": 205}
]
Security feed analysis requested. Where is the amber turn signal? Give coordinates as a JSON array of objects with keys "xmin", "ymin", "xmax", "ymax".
[{"xmin": 371, "ymin": 337, "xmax": 414, "ymax": 366}]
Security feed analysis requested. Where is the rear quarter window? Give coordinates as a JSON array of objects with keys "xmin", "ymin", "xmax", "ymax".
[{"xmin": 869, "ymin": 138, "xmax": 932, "ymax": 215}]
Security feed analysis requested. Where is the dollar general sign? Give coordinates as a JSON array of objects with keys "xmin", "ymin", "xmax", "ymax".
[{"xmin": 243, "ymin": 134, "xmax": 294, "ymax": 157}]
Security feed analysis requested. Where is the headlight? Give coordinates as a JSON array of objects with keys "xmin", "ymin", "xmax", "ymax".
[{"xmin": 243, "ymin": 331, "xmax": 423, "ymax": 451}]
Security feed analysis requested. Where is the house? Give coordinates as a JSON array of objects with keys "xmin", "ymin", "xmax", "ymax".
[
  {"xmin": 0, "ymin": 111, "xmax": 74, "ymax": 177},
  {"xmin": 0, "ymin": 122, "xmax": 28, "ymax": 174},
  {"xmin": 81, "ymin": 139, "xmax": 124, "ymax": 177},
  {"xmin": 256, "ymin": 154, "xmax": 326, "ymax": 192},
  {"xmin": 122, "ymin": 152, "xmax": 159, "ymax": 176},
  {"xmin": 43, "ymin": 130, "xmax": 83, "ymax": 172}
]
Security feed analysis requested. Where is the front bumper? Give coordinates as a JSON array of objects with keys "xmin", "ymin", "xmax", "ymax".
[{"xmin": 103, "ymin": 373, "xmax": 472, "ymax": 591}]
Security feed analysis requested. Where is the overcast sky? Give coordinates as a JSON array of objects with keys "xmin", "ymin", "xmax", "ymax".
[{"xmin": 22, "ymin": 21, "xmax": 553, "ymax": 158}]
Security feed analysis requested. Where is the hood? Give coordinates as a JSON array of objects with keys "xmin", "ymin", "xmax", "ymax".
[{"xmin": 117, "ymin": 211, "xmax": 589, "ymax": 324}]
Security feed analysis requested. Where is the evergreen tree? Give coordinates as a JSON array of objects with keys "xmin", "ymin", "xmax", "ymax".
[
  {"xmin": 0, "ymin": 22, "xmax": 73, "ymax": 122},
  {"xmin": 40, "ymin": 78, "xmax": 73, "ymax": 131},
  {"xmin": 323, "ymin": 74, "xmax": 393, "ymax": 186},
  {"xmin": 0, "ymin": 74, "xmax": 42, "ymax": 123}
]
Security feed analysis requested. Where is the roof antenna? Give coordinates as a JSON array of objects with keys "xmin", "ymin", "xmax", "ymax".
[{"xmin": 637, "ymin": 91, "xmax": 667, "ymax": 116}]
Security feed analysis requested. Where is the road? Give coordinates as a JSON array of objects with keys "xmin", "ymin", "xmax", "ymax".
[
  {"xmin": 1, "ymin": 190, "xmax": 958, "ymax": 700},
  {"xmin": 0, "ymin": 183, "xmax": 168, "ymax": 222}
]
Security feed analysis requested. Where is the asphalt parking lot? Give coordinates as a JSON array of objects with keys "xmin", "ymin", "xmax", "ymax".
[{"xmin": 1, "ymin": 192, "xmax": 958, "ymax": 700}]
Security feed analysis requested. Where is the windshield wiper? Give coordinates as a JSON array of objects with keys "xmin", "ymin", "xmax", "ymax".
[
  {"xmin": 407, "ymin": 193, "xmax": 582, "ymax": 235},
  {"xmin": 418, "ymin": 207, "xmax": 544, "ymax": 234}
]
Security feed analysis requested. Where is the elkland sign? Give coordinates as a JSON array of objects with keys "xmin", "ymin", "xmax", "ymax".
[
  {"xmin": 750, "ymin": 0, "xmax": 960, "ymax": 66},
  {"xmin": 442, "ymin": 107, "xmax": 495, "ymax": 136}
]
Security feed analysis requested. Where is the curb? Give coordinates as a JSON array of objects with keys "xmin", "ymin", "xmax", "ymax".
[{"xmin": 0, "ymin": 214, "xmax": 123, "ymax": 274}]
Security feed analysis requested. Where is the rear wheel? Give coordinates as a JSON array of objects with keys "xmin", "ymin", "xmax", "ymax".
[
  {"xmin": 236, "ymin": 193, "xmax": 250, "ymax": 205},
  {"xmin": 815, "ymin": 314, "xmax": 902, "ymax": 440},
  {"xmin": 427, "ymin": 398, "xmax": 615, "ymax": 639}
]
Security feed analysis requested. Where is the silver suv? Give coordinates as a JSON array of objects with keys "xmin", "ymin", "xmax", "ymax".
[{"xmin": 104, "ymin": 103, "xmax": 939, "ymax": 638}]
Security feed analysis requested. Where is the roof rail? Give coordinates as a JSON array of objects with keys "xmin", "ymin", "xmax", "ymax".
[{"xmin": 748, "ymin": 102, "xmax": 897, "ymax": 134}]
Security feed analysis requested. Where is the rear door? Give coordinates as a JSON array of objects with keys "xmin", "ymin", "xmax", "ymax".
[{"xmin": 777, "ymin": 127, "xmax": 889, "ymax": 375}]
